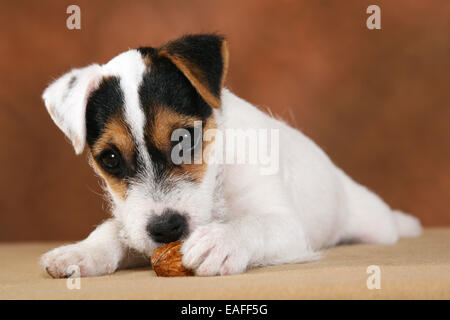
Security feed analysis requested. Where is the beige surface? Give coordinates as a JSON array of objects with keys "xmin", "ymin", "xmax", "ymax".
[{"xmin": 1, "ymin": 228, "xmax": 449, "ymax": 299}]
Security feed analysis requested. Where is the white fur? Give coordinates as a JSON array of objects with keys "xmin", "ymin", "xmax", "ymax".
[
  {"xmin": 42, "ymin": 64, "xmax": 102, "ymax": 154},
  {"xmin": 40, "ymin": 52, "xmax": 422, "ymax": 278}
]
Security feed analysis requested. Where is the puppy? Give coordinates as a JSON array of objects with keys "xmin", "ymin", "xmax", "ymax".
[{"xmin": 40, "ymin": 34, "xmax": 422, "ymax": 277}]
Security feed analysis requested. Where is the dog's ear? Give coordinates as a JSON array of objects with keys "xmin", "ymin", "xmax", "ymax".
[
  {"xmin": 42, "ymin": 64, "xmax": 102, "ymax": 154},
  {"xmin": 158, "ymin": 34, "xmax": 229, "ymax": 109}
]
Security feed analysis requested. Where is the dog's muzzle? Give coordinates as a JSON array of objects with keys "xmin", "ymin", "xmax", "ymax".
[{"xmin": 146, "ymin": 209, "xmax": 187, "ymax": 243}]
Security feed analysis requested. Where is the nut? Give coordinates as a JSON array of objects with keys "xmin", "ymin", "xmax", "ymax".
[{"xmin": 151, "ymin": 241, "xmax": 193, "ymax": 277}]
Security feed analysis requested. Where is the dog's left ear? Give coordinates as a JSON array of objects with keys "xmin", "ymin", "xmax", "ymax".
[
  {"xmin": 42, "ymin": 64, "xmax": 102, "ymax": 154},
  {"xmin": 158, "ymin": 34, "xmax": 229, "ymax": 109}
]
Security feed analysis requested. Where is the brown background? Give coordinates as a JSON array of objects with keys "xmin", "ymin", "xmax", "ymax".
[{"xmin": 0, "ymin": 0, "xmax": 449, "ymax": 241}]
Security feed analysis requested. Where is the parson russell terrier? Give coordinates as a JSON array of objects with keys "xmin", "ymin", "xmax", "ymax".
[{"xmin": 40, "ymin": 34, "xmax": 422, "ymax": 277}]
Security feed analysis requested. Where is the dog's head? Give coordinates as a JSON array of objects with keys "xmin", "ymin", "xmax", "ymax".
[{"xmin": 42, "ymin": 34, "xmax": 228, "ymax": 254}]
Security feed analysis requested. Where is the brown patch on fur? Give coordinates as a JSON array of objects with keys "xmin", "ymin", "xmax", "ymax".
[
  {"xmin": 178, "ymin": 115, "xmax": 217, "ymax": 182},
  {"xmin": 142, "ymin": 54, "xmax": 152, "ymax": 67},
  {"xmin": 90, "ymin": 158, "xmax": 128, "ymax": 200},
  {"xmin": 147, "ymin": 106, "xmax": 217, "ymax": 183},
  {"xmin": 159, "ymin": 51, "xmax": 221, "ymax": 109},
  {"xmin": 150, "ymin": 107, "xmax": 201, "ymax": 150},
  {"xmin": 47, "ymin": 105, "xmax": 55, "ymax": 118},
  {"xmin": 73, "ymin": 136, "xmax": 83, "ymax": 153},
  {"xmin": 221, "ymin": 39, "xmax": 229, "ymax": 88},
  {"xmin": 90, "ymin": 115, "xmax": 135, "ymax": 200},
  {"xmin": 91, "ymin": 116, "xmax": 134, "ymax": 160}
]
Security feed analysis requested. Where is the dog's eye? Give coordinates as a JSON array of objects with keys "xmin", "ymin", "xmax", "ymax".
[
  {"xmin": 170, "ymin": 126, "xmax": 202, "ymax": 165},
  {"xmin": 176, "ymin": 127, "xmax": 201, "ymax": 156},
  {"xmin": 181, "ymin": 127, "xmax": 197, "ymax": 150},
  {"xmin": 99, "ymin": 149, "xmax": 121, "ymax": 170}
]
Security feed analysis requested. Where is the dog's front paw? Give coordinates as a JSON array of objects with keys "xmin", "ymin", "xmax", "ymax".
[
  {"xmin": 40, "ymin": 243, "xmax": 118, "ymax": 278},
  {"xmin": 181, "ymin": 223, "xmax": 250, "ymax": 276}
]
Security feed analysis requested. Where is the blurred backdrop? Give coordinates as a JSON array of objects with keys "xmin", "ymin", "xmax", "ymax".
[{"xmin": 0, "ymin": 0, "xmax": 449, "ymax": 241}]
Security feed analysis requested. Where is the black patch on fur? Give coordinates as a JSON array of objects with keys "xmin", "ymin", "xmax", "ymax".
[
  {"xmin": 146, "ymin": 139, "xmax": 174, "ymax": 183},
  {"xmin": 67, "ymin": 75, "xmax": 77, "ymax": 90},
  {"xmin": 137, "ymin": 46, "xmax": 157, "ymax": 59},
  {"xmin": 85, "ymin": 76, "xmax": 124, "ymax": 147},
  {"xmin": 137, "ymin": 34, "xmax": 226, "ymax": 183},
  {"xmin": 138, "ymin": 53, "xmax": 212, "ymax": 119},
  {"xmin": 85, "ymin": 76, "xmax": 139, "ymax": 180},
  {"xmin": 62, "ymin": 76, "xmax": 77, "ymax": 102},
  {"xmin": 138, "ymin": 47, "xmax": 213, "ymax": 182},
  {"xmin": 162, "ymin": 34, "xmax": 225, "ymax": 98}
]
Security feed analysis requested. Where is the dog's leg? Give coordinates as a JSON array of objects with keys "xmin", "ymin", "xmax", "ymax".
[
  {"xmin": 40, "ymin": 219, "xmax": 146, "ymax": 278},
  {"xmin": 181, "ymin": 209, "xmax": 320, "ymax": 276}
]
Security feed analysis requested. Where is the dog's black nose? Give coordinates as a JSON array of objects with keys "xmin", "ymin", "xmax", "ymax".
[{"xmin": 147, "ymin": 209, "xmax": 187, "ymax": 243}]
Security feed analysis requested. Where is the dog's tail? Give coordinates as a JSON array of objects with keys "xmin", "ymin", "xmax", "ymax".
[{"xmin": 393, "ymin": 210, "xmax": 422, "ymax": 237}]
